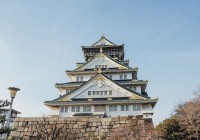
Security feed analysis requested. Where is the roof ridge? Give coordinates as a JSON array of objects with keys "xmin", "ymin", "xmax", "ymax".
[{"xmin": 91, "ymin": 36, "xmax": 117, "ymax": 47}]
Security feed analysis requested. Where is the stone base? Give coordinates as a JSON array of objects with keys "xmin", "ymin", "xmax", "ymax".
[{"xmin": 9, "ymin": 116, "xmax": 154, "ymax": 140}]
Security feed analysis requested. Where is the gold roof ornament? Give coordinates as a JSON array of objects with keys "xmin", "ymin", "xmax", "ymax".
[
  {"xmin": 100, "ymin": 47, "xmax": 103, "ymax": 53},
  {"xmin": 102, "ymin": 33, "xmax": 105, "ymax": 38},
  {"xmin": 98, "ymin": 68, "xmax": 102, "ymax": 74}
]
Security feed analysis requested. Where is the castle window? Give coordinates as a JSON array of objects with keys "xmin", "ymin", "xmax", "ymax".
[
  {"xmin": 60, "ymin": 107, "xmax": 68, "ymax": 112},
  {"xmin": 102, "ymin": 65, "xmax": 107, "ymax": 68},
  {"xmin": 109, "ymin": 105, "xmax": 117, "ymax": 111},
  {"xmin": 61, "ymin": 107, "xmax": 64, "ymax": 112},
  {"xmin": 88, "ymin": 90, "xmax": 112, "ymax": 96},
  {"xmin": 71, "ymin": 106, "xmax": 75, "ymax": 112},
  {"xmin": 124, "ymin": 75, "xmax": 127, "ymax": 80},
  {"xmin": 83, "ymin": 106, "xmax": 91, "ymax": 112},
  {"xmin": 72, "ymin": 106, "xmax": 80, "ymax": 112},
  {"xmin": 65, "ymin": 107, "xmax": 68, "ymax": 112},
  {"xmin": 120, "ymin": 74, "xmax": 128, "ymax": 80},
  {"xmin": 120, "ymin": 75, "xmax": 123, "ymax": 80},
  {"xmin": 76, "ymin": 106, "xmax": 80, "ymax": 112},
  {"xmin": 76, "ymin": 76, "xmax": 83, "ymax": 81},
  {"xmin": 95, "ymin": 65, "xmax": 107, "ymax": 69},
  {"xmin": 133, "ymin": 104, "xmax": 142, "ymax": 111},
  {"xmin": 121, "ymin": 105, "xmax": 129, "ymax": 111}
]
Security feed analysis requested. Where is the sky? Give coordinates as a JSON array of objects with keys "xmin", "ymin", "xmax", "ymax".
[{"xmin": 0, "ymin": 0, "xmax": 200, "ymax": 125}]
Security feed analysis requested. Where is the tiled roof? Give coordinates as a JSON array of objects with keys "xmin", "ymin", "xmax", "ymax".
[
  {"xmin": 91, "ymin": 35, "xmax": 116, "ymax": 46},
  {"xmin": 81, "ymin": 35, "xmax": 124, "ymax": 48},
  {"xmin": 55, "ymin": 80, "xmax": 147, "ymax": 87},
  {"xmin": 45, "ymin": 98, "xmax": 158, "ymax": 107},
  {"xmin": 76, "ymin": 60, "xmax": 129, "ymax": 66},
  {"xmin": 81, "ymin": 44, "xmax": 123, "ymax": 48},
  {"xmin": 65, "ymin": 69, "xmax": 138, "ymax": 76},
  {"xmin": 45, "ymin": 74, "xmax": 150, "ymax": 105}
]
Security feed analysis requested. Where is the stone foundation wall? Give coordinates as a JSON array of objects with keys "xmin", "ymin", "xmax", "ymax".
[{"xmin": 9, "ymin": 116, "xmax": 154, "ymax": 140}]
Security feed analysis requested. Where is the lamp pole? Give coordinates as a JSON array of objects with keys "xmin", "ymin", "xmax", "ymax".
[
  {"xmin": 6, "ymin": 98, "xmax": 14, "ymax": 128},
  {"xmin": 5, "ymin": 87, "xmax": 20, "ymax": 139}
]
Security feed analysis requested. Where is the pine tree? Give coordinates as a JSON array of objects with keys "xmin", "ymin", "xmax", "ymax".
[{"xmin": 0, "ymin": 100, "xmax": 11, "ymax": 135}]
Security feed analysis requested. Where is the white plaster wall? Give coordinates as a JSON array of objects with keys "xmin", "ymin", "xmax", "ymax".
[
  {"xmin": 48, "ymin": 107, "xmax": 59, "ymax": 116},
  {"xmin": 142, "ymin": 104, "xmax": 153, "ymax": 118},
  {"xmin": 143, "ymin": 114, "xmax": 153, "ymax": 118},
  {"xmin": 136, "ymin": 86, "xmax": 141, "ymax": 93},
  {"xmin": 71, "ymin": 75, "xmax": 94, "ymax": 82},
  {"xmin": 70, "ymin": 73, "xmax": 132, "ymax": 82},
  {"xmin": 60, "ymin": 89, "xmax": 67, "ymax": 95},
  {"xmin": 58, "ymin": 104, "xmax": 153, "ymax": 118},
  {"xmin": 142, "ymin": 104, "xmax": 153, "ymax": 113},
  {"xmin": 142, "ymin": 104, "xmax": 152, "ymax": 110},
  {"xmin": 105, "ymin": 73, "xmax": 132, "ymax": 80},
  {"xmin": 91, "ymin": 106, "xmax": 95, "ymax": 112}
]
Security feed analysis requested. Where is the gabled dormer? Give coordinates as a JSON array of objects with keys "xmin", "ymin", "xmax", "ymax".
[
  {"xmin": 50, "ymin": 73, "xmax": 148, "ymax": 103},
  {"xmin": 74, "ymin": 52, "xmax": 130, "ymax": 71},
  {"xmin": 92, "ymin": 34, "xmax": 116, "ymax": 46}
]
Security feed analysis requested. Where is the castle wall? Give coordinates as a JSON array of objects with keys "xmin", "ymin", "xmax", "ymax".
[
  {"xmin": 70, "ymin": 73, "xmax": 133, "ymax": 82},
  {"xmin": 9, "ymin": 116, "xmax": 154, "ymax": 140},
  {"xmin": 59, "ymin": 104, "xmax": 146, "ymax": 117}
]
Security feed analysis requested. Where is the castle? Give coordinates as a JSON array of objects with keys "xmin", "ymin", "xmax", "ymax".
[{"xmin": 44, "ymin": 35, "xmax": 158, "ymax": 118}]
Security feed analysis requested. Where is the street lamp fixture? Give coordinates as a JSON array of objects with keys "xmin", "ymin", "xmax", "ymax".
[{"xmin": 8, "ymin": 87, "xmax": 20, "ymax": 98}]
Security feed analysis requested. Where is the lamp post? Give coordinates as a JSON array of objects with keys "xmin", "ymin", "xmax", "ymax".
[{"xmin": 6, "ymin": 87, "xmax": 20, "ymax": 128}]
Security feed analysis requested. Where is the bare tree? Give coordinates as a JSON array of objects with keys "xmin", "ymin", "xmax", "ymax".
[
  {"xmin": 32, "ymin": 116, "xmax": 65, "ymax": 140},
  {"xmin": 0, "ymin": 100, "xmax": 11, "ymax": 135},
  {"xmin": 175, "ymin": 93, "xmax": 200, "ymax": 140},
  {"xmin": 154, "ymin": 86, "xmax": 200, "ymax": 140}
]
